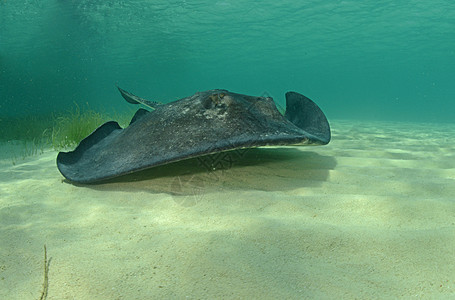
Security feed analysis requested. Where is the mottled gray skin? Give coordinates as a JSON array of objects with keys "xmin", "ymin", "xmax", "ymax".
[{"xmin": 57, "ymin": 88, "xmax": 330, "ymax": 183}]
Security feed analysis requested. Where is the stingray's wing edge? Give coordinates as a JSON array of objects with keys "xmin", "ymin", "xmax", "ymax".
[
  {"xmin": 57, "ymin": 121, "xmax": 122, "ymax": 177},
  {"xmin": 284, "ymin": 92, "xmax": 331, "ymax": 144}
]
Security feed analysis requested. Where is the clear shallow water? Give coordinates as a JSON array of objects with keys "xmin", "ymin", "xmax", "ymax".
[
  {"xmin": 1, "ymin": 0, "xmax": 454, "ymax": 122},
  {"xmin": 1, "ymin": 3, "xmax": 455, "ymax": 297}
]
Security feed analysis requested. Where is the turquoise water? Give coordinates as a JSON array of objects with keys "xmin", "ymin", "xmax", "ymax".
[
  {"xmin": 1, "ymin": 0, "xmax": 455, "ymax": 122},
  {"xmin": 2, "ymin": 2, "xmax": 455, "ymax": 298}
]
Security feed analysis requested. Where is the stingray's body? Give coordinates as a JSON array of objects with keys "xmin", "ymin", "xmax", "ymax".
[{"xmin": 57, "ymin": 88, "xmax": 331, "ymax": 183}]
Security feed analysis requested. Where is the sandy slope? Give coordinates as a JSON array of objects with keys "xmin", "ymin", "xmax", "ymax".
[{"xmin": 0, "ymin": 120, "xmax": 454, "ymax": 299}]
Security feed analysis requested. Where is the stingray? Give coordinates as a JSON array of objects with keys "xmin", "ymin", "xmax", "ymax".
[{"xmin": 57, "ymin": 87, "xmax": 331, "ymax": 183}]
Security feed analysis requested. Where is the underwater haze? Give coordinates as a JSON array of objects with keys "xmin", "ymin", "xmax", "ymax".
[
  {"xmin": 3, "ymin": 2, "xmax": 455, "ymax": 299},
  {"xmin": 1, "ymin": 0, "xmax": 455, "ymax": 122}
]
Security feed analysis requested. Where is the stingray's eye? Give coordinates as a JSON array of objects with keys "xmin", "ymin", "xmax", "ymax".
[
  {"xmin": 218, "ymin": 93, "xmax": 225, "ymax": 99},
  {"xmin": 210, "ymin": 94, "xmax": 219, "ymax": 102},
  {"xmin": 204, "ymin": 94, "xmax": 224, "ymax": 108},
  {"xmin": 203, "ymin": 95, "xmax": 216, "ymax": 109}
]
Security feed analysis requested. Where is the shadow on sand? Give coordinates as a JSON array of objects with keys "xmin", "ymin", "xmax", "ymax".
[{"xmin": 69, "ymin": 147, "xmax": 337, "ymax": 198}]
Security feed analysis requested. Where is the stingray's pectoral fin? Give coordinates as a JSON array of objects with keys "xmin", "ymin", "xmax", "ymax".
[
  {"xmin": 116, "ymin": 85, "xmax": 162, "ymax": 110},
  {"xmin": 57, "ymin": 121, "xmax": 123, "ymax": 182},
  {"xmin": 284, "ymin": 92, "xmax": 331, "ymax": 144}
]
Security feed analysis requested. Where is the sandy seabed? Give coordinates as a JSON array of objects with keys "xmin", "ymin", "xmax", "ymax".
[{"xmin": 0, "ymin": 120, "xmax": 454, "ymax": 299}]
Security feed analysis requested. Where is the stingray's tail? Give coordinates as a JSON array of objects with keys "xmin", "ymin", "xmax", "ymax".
[
  {"xmin": 116, "ymin": 85, "xmax": 162, "ymax": 110},
  {"xmin": 284, "ymin": 92, "xmax": 331, "ymax": 145}
]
